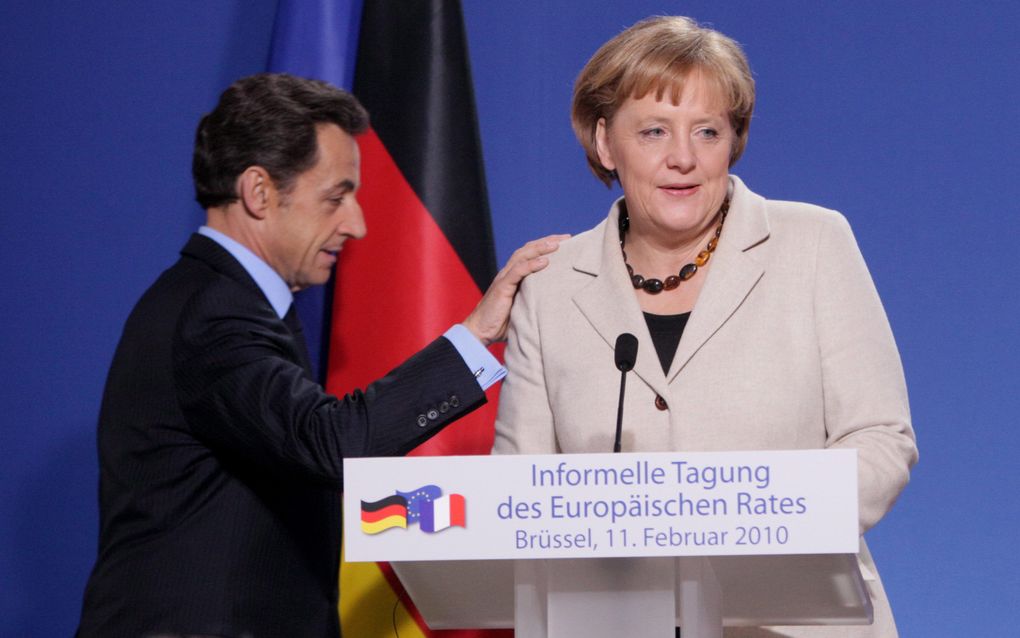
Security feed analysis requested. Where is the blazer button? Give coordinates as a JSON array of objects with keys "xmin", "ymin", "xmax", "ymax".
[
  {"xmin": 439, "ymin": 401, "xmax": 450, "ymax": 414},
  {"xmin": 449, "ymin": 395, "xmax": 460, "ymax": 408},
  {"xmin": 427, "ymin": 408, "xmax": 439, "ymax": 421},
  {"xmin": 654, "ymin": 395, "xmax": 668, "ymax": 411},
  {"xmin": 416, "ymin": 414, "xmax": 428, "ymax": 428}
]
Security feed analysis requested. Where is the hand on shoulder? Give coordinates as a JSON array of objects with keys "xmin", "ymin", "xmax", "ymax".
[{"xmin": 462, "ymin": 234, "xmax": 570, "ymax": 345}]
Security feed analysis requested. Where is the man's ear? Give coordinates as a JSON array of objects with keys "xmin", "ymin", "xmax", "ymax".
[{"xmin": 236, "ymin": 167, "xmax": 274, "ymax": 220}]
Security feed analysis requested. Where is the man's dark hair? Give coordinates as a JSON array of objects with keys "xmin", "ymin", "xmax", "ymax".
[{"xmin": 192, "ymin": 73, "xmax": 369, "ymax": 209}]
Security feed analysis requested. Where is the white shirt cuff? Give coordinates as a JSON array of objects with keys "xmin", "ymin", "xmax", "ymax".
[{"xmin": 443, "ymin": 324, "xmax": 507, "ymax": 391}]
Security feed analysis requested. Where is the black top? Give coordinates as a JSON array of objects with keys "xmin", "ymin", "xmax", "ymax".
[{"xmin": 643, "ymin": 312, "xmax": 691, "ymax": 374}]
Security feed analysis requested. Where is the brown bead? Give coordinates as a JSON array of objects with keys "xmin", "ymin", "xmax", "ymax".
[
  {"xmin": 619, "ymin": 197, "xmax": 728, "ymax": 296},
  {"xmin": 655, "ymin": 395, "xmax": 668, "ymax": 411}
]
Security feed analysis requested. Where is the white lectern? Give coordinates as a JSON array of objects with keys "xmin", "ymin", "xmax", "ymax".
[
  {"xmin": 392, "ymin": 553, "xmax": 871, "ymax": 637},
  {"xmin": 344, "ymin": 450, "xmax": 870, "ymax": 637}
]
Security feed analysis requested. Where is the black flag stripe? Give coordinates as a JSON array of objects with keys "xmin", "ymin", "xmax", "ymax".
[
  {"xmin": 354, "ymin": 0, "xmax": 497, "ymax": 292},
  {"xmin": 360, "ymin": 494, "xmax": 408, "ymax": 513}
]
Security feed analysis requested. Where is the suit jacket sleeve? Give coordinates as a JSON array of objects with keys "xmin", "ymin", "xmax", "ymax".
[
  {"xmin": 493, "ymin": 274, "xmax": 558, "ymax": 454},
  {"xmin": 814, "ymin": 213, "xmax": 918, "ymax": 533},
  {"xmin": 172, "ymin": 281, "xmax": 485, "ymax": 486}
]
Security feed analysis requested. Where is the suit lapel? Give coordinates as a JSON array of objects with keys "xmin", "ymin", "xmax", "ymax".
[
  {"xmin": 668, "ymin": 176, "xmax": 770, "ymax": 380},
  {"xmin": 572, "ymin": 203, "xmax": 672, "ymax": 400},
  {"xmin": 284, "ymin": 306, "xmax": 314, "ymax": 376}
]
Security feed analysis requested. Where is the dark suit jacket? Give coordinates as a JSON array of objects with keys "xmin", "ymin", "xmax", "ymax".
[{"xmin": 77, "ymin": 234, "xmax": 485, "ymax": 637}]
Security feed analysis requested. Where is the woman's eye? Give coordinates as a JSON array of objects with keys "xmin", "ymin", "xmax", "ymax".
[
  {"xmin": 697, "ymin": 128, "xmax": 719, "ymax": 139},
  {"xmin": 641, "ymin": 127, "xmax": 666, "ymax": 138}
]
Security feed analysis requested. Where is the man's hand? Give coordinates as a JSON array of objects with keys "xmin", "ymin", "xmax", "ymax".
[{"xmin": 463, "ymin": 234, "xmax": 569, "ymax": 345}]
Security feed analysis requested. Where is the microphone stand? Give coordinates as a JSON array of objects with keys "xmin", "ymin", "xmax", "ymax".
[{"xmin": 614, "ymin": 369, "xmax": 627, "ymax": 453}]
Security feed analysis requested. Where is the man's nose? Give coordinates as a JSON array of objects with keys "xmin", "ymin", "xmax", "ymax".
[{"xmin": 343, "ymin": 198, "xmax": 367, "ymax": 239}]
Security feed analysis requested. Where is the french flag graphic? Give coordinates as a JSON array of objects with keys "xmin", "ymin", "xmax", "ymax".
[{"xmin": 419, "ymin": 493, "xmax": 466, "ymax": 533}]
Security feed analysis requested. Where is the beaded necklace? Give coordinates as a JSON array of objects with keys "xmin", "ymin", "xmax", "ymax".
[{"xmin": 619, "ymin": 198, "xmax": 729, "ymax": 294}]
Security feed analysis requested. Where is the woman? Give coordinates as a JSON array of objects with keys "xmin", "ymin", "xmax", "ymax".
[{"xmin": 493, "ymin": 16, "xmax": 917, "ymax": 637}]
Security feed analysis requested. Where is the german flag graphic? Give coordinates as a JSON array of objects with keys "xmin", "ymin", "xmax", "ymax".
[{"xmin": 360, "ymin": 495, "xmax": 408, "ymax": 535}]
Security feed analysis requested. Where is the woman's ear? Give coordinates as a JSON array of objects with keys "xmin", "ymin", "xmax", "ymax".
[{"xmin": 594, "ymin": 117, "xmax": 616, "ymax": 171}]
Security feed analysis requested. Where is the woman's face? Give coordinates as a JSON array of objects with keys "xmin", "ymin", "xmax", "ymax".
[{"xmin": 596, "ymin": 72, "xmax": 734, "ymax": 245}]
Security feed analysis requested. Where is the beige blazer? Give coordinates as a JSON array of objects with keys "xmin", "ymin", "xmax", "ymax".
[{"xmin": 494, "ymin": 176, "xmax": 917, "ymax": 637}]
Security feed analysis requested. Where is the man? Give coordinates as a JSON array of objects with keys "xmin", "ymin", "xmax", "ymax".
[{"xmin": 76, "ymin": 74, "xmax": 562, "ymax": 637}]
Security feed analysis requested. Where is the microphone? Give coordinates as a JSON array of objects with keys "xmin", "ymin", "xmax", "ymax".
[
  {"xmin": 613, "ymin": 333, "xmax": 638, "ymax": 453},
  {"xmin": 614, "ymin": 333, "xmax": 638, "ymax": 372}
]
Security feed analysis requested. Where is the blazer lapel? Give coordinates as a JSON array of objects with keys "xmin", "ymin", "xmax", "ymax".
[
  {"xmin": 571, "ymin": 202, "xmax": 673, "ymax": 400},
  {"xmin": 668, "ymin": 176, "xmax": 769, "ymax": 380}
]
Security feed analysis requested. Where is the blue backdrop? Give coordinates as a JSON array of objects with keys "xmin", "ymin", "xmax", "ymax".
[{"xmin": 1, "ymin": 1, "xmax": 1017, "ymax": 635}]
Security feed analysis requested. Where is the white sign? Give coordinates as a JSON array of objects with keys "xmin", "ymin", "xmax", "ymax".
[{"xmin": 344, "ymin": 449, "xmax": 857, "ymax": 562}]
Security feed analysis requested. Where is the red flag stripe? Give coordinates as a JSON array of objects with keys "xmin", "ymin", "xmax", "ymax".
[
  {"xmin": 449, "ymin": 493, "xmax": 466, "ymax": 527},
  {"xmin": 360, "ymin": 504, "xmax": 408, "ymax": 524},
  {"xmin": 327, "ymin": 129, "xmax": 501, "ymax": 457}
]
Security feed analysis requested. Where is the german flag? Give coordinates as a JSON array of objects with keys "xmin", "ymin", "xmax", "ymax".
[
  {"xmin": 327, "ymin": 0, "xmax": 501, "ymax": 460},
  {"xmin": 360, "ymin": 494, "xmax": 408, "ymax": 535},
  {"xmin": 267, "ymin": 0, "xmax": 506, "ymax": 635},
  {"xmin": 331, "ymin": 2, "xmax": 511, "ymax": 636}
]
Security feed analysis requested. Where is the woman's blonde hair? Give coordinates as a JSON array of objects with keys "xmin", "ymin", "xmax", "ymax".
[{"xmin": 571, "ymin": 16, "xmax": 755, "ymax": 186}]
